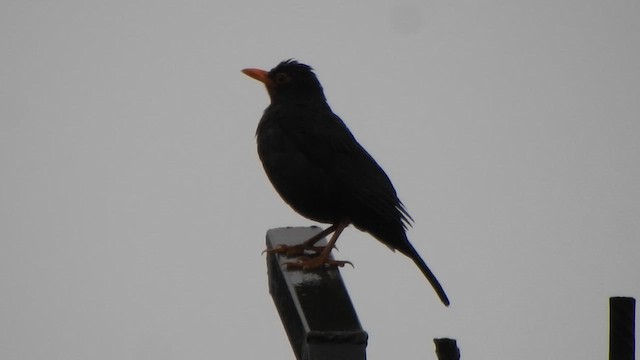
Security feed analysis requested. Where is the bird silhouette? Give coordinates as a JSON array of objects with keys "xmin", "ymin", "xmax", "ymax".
[{"xmin": 242, "ymin": 60, "xmax": 449, "ymax": 306}]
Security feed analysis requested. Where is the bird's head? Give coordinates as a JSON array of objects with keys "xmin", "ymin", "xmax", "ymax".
[{"xmin": 242, "ymin": 59, "xmax": 327, "ymax": 104}]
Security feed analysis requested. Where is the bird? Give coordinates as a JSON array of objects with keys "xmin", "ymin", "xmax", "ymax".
[{"xmin": 242, "ymin": 59, "xmax": 450, "ymax": 306}]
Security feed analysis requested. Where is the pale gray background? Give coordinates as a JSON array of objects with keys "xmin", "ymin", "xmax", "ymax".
[{"xmin": 2, "ymin": 1, "xmax": 639, "ymax": 359}]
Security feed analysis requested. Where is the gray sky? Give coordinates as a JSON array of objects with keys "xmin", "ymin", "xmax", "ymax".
[{"xmin": 2, "ymin": 1, "xmax": 639, "ymax": 359}]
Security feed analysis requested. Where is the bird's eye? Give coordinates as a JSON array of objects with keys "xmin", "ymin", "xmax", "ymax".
[{"xmin": 275, "ymin": 73, "xmax": 290, "ymax": 84}]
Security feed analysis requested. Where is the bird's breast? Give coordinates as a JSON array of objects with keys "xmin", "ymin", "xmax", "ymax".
[{"xmin": 256, "ymin": 115, "xmax": 345, "ymax": 224}]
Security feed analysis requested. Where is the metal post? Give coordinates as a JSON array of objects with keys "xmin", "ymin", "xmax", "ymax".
[
  {"xmin": 434, "ymin": 338, "xmax": 460, "ymax": 360},
  {"xmin": 266, "ymin": 226, "xmax": 368, "ymax": 360},
  {"xmin": 610, "ymin": 297, "xmax": 636, "ymax": 360}
]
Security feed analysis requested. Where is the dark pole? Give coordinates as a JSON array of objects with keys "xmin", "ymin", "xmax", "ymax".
[
  {"xmin": 434, "ymin": 338, "xmax": 460, "ymax": 360},
  {"xmin": 610, "ymin": 297, "xmax": 636, "ymax": 360},
  {"xmin": 266, "ymin": 226, "xmax": 368, "ymax": 360}
]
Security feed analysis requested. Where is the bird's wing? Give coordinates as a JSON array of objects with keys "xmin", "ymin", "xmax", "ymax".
[{"xmin": 275, "ymin": 105, "xmax": 413, "ymax": 228}]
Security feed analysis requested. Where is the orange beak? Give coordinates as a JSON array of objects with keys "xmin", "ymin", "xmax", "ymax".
[{"xmin": 241, "ymin": 68, "xmax": 271, "ymax": 85}]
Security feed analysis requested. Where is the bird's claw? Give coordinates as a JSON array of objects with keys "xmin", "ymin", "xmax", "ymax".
[
  {"xmin": 282, "ymin": 256, "xmax": 354, "ymax": 270},
  {"xmin": 262, "ymin": 243, "xmax": 327, "ymax": 257}
]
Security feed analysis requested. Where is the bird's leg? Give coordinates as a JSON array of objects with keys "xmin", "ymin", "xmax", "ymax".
[
  {"xmin": 283, "ymin": 221, "xmax": 353, "ymax": 270},
  {"xmin": 263, "ymin": 224, "xmax": 337, "ymax": 257}
]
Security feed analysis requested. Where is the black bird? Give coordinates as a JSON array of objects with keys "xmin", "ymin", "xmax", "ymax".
[{"xmin": 242, "ymin": 60, "xmax": 450, "ymax": 306}]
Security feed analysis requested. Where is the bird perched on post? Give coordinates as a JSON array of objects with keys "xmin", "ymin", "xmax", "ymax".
[{"xmin": 242, "ymin": 60, "xmax": 450, "ymax": 306}]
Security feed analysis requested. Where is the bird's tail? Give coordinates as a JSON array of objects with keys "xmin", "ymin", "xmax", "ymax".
[{"xmin": 406, "ymin": 245, "xmax": 450, "ymax": 306}]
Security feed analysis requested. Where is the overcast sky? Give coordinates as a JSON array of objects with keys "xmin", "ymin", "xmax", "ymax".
[{"xmin": 2, "ymin": 1, "xmax": 639, "ymax": 359}]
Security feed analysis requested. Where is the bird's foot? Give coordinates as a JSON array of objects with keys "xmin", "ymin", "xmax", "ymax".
[
  {"xmin": 283, "ymin": 255, "xmax": 353, "ymax": 270},
  {"xmin": 263, "ymin": 243, "xmax": 329, "ymax": 257}
]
